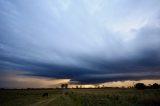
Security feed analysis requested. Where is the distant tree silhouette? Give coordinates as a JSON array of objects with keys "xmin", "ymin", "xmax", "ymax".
[
  {"xmin": 61, "ymin": 84, "xmax": 64, "ymax": 88},
  {"xmin": 64, "ymin": 84, "xmax": 68, "ymax": 88},
  {"xmin": 76, "ymin": 85, "xmax": 79, "ymax": 89},
  {"xmin": 152, "ymin": 83, "xmax": 159, "ymax": 89},
  {"xmin": 61, "ymin": 84, "xmax": 68, "ymax": 89},
  {"xmin": 134, "ymin": 83, "xmax": 146, "ymax": 90}
]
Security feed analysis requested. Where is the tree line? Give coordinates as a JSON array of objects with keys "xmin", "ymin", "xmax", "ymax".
[
  {"xmin": 60, "ymin": 83, "xmax": 160, "ymax": 89},
  {"xmin": 134, "ymin": 83, "xmax": 160, "ymax": 90}
]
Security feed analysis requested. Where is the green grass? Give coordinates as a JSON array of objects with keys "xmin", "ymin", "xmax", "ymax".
[
  {"xmin": 0, "ymin": 89, "xmax": 62, "ymax": 106},
  {"xmin": 0, "ymin": 89, "xmax": 160, "ymax": 106},
  {"xmin": 68, "ymin": 89, "xmax": 160, "ymax": 106}
]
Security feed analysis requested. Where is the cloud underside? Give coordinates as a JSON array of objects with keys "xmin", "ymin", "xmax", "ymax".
[
  {"xmin": 1, "ymin": 50, "xmax": 160, "ymax": 84},
  {"xmin": 0, "ymin": 0, "xmax": 160, "ymax": 85}
]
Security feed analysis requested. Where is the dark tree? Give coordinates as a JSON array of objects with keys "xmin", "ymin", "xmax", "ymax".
[
  {"xmin": 76, "ymin": 85, "xmax": 79, "ymax": 89},
  {"xmin": 64, "ymin": 84, "xmax": 68, "ymax": 89},
  {"xmin": 152, "ymin": 83, "xmax": 159, "ymax": 89},
  {"xmin": 134, "ymin": 83, "xmax": 146, "ymax": 90},
  {"xmin": 61, "ymin": 84, "xmax": 68, "ymax": 89},
  {"xmin": 61, "ymin": 84, "xmax": 64, "ymax": 88}
]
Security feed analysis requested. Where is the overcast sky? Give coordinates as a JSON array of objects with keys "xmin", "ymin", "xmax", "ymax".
[{"xmin": 0, "ymin": 0, "xmax": 160, "ymax": 87}]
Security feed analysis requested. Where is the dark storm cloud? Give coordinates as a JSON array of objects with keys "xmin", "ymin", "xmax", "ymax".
[
  {"xmin": 1, "ymin": 43, "xmax": 160, "ymax": 84},
  {"xmin": 0, "ymin": 0, "xmax": 160, "ymax": 85}
]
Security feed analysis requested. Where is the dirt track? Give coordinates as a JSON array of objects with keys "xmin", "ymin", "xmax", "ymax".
[{"xmin": 28, "ymin": 96, "xmax": 59, "ymax": 106}]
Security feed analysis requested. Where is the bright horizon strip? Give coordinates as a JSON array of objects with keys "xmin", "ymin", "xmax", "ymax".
[{"xmin": 0, "ymin": 71, "xmax": 159, "ymax": 88}]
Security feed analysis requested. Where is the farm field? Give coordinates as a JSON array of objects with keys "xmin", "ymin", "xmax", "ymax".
[{"xmin": 0, "ymin": 88, "xmax": 160, "ymax": 106}]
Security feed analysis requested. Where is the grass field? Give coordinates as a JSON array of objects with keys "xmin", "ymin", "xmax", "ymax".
[{"xmin": 0, "ymin": 88, "xmax": 160, "ymax": 106}]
